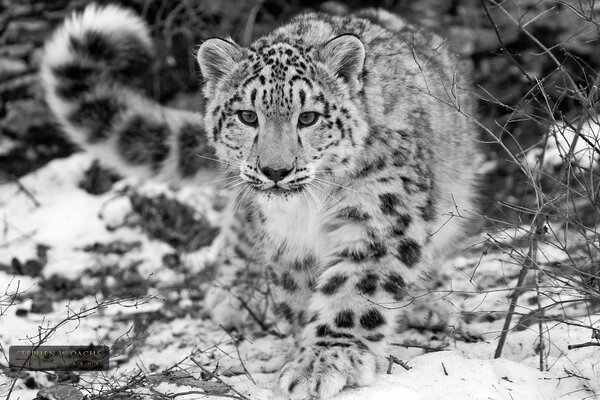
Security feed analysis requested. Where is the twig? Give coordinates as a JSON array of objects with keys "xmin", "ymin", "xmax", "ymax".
[
  {"xmin": 441, "ymin": 362, "xmax": 449, "ymax": 376},
  {"xmin": 386, "ymin": 355, "xmax": 411, "ymax": 374},
  {"xmin": 389, "ymin": 342, "xmax": 446, "ymax": 352},
  {"xmin": 567, "ymin": 341, "xmax": 600, "ymax": 350},
  {"xmin": 229, "ymin": 290, "xmax": 283, "ymax": 338},
  {"xmin": 190, "ymin": 357, "xmax": 252, "ymax": 400},
  {"xmin": 5, "ymin": 295, "xmax": 157, "ymax": 400},
  {"xmin": 222, "ymin": 328, "xmax": 256, "ymax": 385},
  {"xmin": 560, "ymin": 368, "xmax": 591, "ymax": 380},
  {"xmin": 479, "ymin": 0, "xmax": 533, "ymax": 83},
  {"xmin": 12, "ymin": 176, "xmax": 41, "ymax": 207},
  {"xmin": 495, "ymin": 78, "xmax": 551, "ymax": 360}
]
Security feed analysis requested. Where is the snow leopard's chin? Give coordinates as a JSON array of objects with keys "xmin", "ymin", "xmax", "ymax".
[{"xmin": 252, "ymin": 187, "xmax": 306, "ymax": 208}]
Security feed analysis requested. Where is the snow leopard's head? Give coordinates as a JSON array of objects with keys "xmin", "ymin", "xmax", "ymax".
[{"xmin": 196, "ymin": 32, "xmax": 368, "ymax": 204}]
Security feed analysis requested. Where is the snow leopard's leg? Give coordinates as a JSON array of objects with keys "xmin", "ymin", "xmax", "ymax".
[
  {"xmin": 203, "ymin": 201, "xmax": 273, "ymax": 329},
  {"xmin": 278, "ymin": 133, "xmax": 439, "ymax": 399},
  {"xmin": 41, "ymin": 4, "xmax": 212, "ymax": 183}
]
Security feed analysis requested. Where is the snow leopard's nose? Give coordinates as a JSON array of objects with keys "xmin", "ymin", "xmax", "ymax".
[{"xmin": 260, "ymin": 165, "xmax": 294, "ymax": 183}]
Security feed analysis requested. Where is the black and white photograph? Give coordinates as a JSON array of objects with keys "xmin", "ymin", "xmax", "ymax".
[{"xmin": 0, "ymin": 0, "xmax": 599, "ymax": 399}]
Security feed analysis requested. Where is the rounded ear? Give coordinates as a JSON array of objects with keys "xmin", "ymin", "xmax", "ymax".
[
  {"xmin": 197, "ymin": 38, "xmax": 243, "ymax": 82},
  {"xmin": 318, "ymin": 34, "xmax": 365, "ymax": 90}
]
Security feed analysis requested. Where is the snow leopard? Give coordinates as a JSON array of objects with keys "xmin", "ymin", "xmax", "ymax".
[{"xmin": 41, "ymin": 4, "xmax": 479, "ymax": 399}]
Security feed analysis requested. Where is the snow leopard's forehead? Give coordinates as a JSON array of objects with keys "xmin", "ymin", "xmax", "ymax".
[
  {"xmin": 249, "ymin": 40, "xmax": 315, "ymax": 75},
  {"xmin": 231, "ymin": 41, "xmax": 328, "ymax": 118}
]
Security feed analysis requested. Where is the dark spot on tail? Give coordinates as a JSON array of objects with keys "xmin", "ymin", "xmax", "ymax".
[
  {"xmin": 71, "ymin": 31, "xmax": 153, "ymax": 81},
  {"xmin": 178, "ymin": 123, "xmax": 214, "ymax": 177},
  {"xmin": 117, "ymin": 115, "xmax": 170, "ymax": 171},
  {"xmin": 70, "ymin": 32, "xmax": 113, "ymax": 60},
  {"xmin": 68, "ymin": 97, "xmax": 123, "ymax": 142},
  {"xmin": 51, "ymin": 63, "xmax": 95, "ymax": 99}
]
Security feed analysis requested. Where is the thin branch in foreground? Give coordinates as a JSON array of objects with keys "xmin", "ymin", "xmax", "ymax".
[
  {"xmin": 386, "ymin": 355, "xmax": 411, "ymax": 374},
  {"xmin": 190, "ymin": 356, "xmax": 252, "ymax": 400},
  {"xmin": 479, "ymin": 0, "xmax": 534, "ymax": 83},
  {"xmin": 567, "ymin": 341, "xmax": 600, "ymax": 350}
]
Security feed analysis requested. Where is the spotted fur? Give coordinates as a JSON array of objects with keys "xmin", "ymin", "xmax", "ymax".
[
  {"xmin": 42, "ymin": 5, "xmax": 479, "ymax": 399},
  {"xmin": 40, "ymin": 4, "xmax": 212, "ymax": 185}
]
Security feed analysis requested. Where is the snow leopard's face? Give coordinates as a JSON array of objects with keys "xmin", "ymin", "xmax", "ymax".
[{"xmin": 197, "ymin": 36, "xmax": 368, "ymax": 203}]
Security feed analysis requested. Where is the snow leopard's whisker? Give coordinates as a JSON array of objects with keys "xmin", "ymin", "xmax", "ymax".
[
  {"xmin": 300, "ymin": 190, "xmax": 312, "ymax": 209},
  {"xmin": 195, "ymin": 154, "xmax": 240, "ymax": 168},
  {"xmin": 230, "ymin": 183, "xmax": 248, "ymax": 203},
  {"xmin": 309, "ymin": 181, "xmax": 343, "ymax": 205},
  {"xmin": 314, "ymin": 165, "xmax": 357, "ymax": 173},
  {"xmin": 303, "ymin": 186, "xmax": 317, "ymax": 209},
  {"xmin": 218, "ymin": 176, "xmax": 243, "ymax": 187},
  {"xmin": 202, "ymin": 175, "xmax": 240, "ymax": 185},
  {"xmin": 305, "ymin": 186, "xmax": 323, "ymax": 210},
  {"xmin": 312, "ymin": 177, "xmax": 360, "ymax": 194},
  {"xmin": 232, "ymin": 185, "xmax": 251, "ymax": 215},
  {"xmin": 220, "ymin": 179, "xmax": 246, "ymax": 190}
]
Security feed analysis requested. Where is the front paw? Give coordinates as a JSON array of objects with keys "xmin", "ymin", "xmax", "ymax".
[{"xmin": 278, "ymin": 341, "xmax": 377, "ymax": 399}]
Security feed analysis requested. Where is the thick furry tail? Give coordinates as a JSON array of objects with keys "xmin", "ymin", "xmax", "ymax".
[{"xmin": 41, "ymin": 4, "xmax": 213, "ymax": 182}]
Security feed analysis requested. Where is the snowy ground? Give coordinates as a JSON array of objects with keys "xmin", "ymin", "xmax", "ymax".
[{"xmin": 0, "ymin": 153, "xmax": 598, "ymax": 400}]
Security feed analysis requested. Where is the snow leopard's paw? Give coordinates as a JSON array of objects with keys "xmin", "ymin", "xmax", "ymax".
[{"xmin": 278, "ymin": 341, "xmax": 377, "ymax": 399}]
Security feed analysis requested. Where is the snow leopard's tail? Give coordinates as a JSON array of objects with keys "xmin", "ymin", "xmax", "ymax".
[{"xmin": 41, "ymin": 4, "xmax": 212, "ymax": 182}]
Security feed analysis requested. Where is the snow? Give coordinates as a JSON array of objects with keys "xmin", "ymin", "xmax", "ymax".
[
  {"xmin": 338, "ymin": 352, "xmax": 560, "ymax": 400},
  {"xmin": 1, "ymin": 153, "xmax": 599, "ymax": 400},
  {"xmin": 525, "ymin": 118, "xmax": 600, "ymax": 172}
]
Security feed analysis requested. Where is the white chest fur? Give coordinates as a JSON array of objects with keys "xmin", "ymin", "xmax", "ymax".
[{"xmin": 260, "ymin": 195, "xmax": 326, "ymax": 261}]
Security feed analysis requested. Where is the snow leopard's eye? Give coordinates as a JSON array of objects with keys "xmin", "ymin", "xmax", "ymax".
[
  {"xmin": 238, "ymin": 111, "xmax": 258, "ymax": 127},
  {"xmin": 298, "ymin": 112, "xmax": 319, "ymax": 128}
]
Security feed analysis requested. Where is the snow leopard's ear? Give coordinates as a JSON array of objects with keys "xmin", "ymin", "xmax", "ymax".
[
  {"xmin": 318, "ymin": 34, "xmax": 365, "ymax": 92},
  {"xmin": 197, "ymin": 38, "xmax": 244, "ymax": 89}
]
